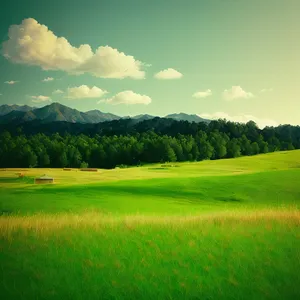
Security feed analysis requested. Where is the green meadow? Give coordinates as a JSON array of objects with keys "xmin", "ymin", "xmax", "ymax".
[{"xmin": 1, "ymin": 150, "xmax": 300, "ymax": 299}]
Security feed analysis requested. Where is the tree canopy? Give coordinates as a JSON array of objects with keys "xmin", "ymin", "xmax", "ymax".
[{"xmin": 0, "ymin": 119, "xmax": 299, "ymax": 168}]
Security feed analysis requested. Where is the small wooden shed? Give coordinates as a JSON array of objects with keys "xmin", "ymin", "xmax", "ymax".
[
  {"xmin": 35, "ymin": 175, "xmax": 54, "ymax": 184},
  {"xmin": 80, "ymin": 168, "xmax": 98, "ymax": 172}
]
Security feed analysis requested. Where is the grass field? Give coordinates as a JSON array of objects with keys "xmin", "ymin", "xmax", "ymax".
[{"xmin": 1, "ymin": 150, "xmax": 300, "ymax": 299}]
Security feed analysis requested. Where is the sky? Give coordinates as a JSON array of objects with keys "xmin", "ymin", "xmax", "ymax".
[{"xmin": 0, "ymin": 0, "xmax": 299, "ymax": 128}]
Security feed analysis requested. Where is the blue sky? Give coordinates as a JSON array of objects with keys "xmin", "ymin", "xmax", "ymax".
[{"xmin": 0, "ymin": 0, "xmax": 299, "ymax": 128}]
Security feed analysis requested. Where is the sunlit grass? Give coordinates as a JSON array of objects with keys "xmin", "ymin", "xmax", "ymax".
[
  {"xmin": 1, "ymin": 211, "xmax": 299, "ymax": 299},
  {"xmin": 1, "ymin": 209, "xmax": 300, "ymax": 235},
  {"xmin": 1, "ymin": 150, "xmax": 300, "ymax": 187},
  {"xmin": 1, "ymin": 150, "xmax": 300, "ymax": 299}
]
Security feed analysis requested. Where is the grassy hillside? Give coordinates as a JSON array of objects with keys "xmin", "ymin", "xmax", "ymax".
[{"xmin": 0, "ymin": 150, "xmax": 300, "ymax": 299}]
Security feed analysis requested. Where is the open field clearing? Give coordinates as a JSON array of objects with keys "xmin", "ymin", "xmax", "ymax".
[
  {"xmin": 1, "ymin": 150, "xmax": 300, "ymax": 299},
  {"xmin": 1, "ymin": 150, "xmax": 300, "ymax": 187},
  {"xmin": 1, "ymin": 168, "xmax": 300, "ymax": 215}
]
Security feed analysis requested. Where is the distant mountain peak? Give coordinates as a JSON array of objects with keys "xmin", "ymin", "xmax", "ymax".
[
  {"xmin": 164, "ymin": 113, "xmax": 209, "ymax": 123},
  {"xmin": 0, "ymin": 103, "xmax": 121, "ymax": 124},
  {"xmin": 0, "ymin": 103, "xmax": 210, "ymax": 125},
  {"xmin": 0, "ymin": 104, "xmax": 35, "ymax": 117},
  {"xmin": 132, "ymin": 114, "xmax": 156, "ymax": 121}
]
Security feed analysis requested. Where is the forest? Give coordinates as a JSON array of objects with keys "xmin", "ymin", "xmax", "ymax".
[{"xmin": 0, "ymin": 119, "xmax": 299, "ymax": 169}]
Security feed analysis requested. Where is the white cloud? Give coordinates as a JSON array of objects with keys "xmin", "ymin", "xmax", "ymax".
[
  {"xmin": 76, "ymin": 46, "xmax": 146, "ymax": 79},
  {"xmin": 198, "ymin": 112, "xmax": 278, "ymax": 129},
  {"xmin": 223, "ymin": 86, "xmax": 254, "ymax": 100},
  {"xmin": 66, "ymin": 85, "xmax": 108, "ymax": 99},
  {"xmin": 154, "ymin": 68, "xmax": 183, "ymax": 80},
  {"xmin": 100, "ymin": 90, "xmax": 151, "ymax": 105},
  {"xmin": 42, "ymin": 77, "xmax": 54, "ymax": 82},
  {"xmin": 31, "ymin": 95, "xmax": 52, "ymax": 103},
  {"xmin": 260, "ymin": 88, "xmax": 273, "ymax": 93},
  {"xmin": 53, "ymin": 89, "xmax": 64, "ymax": 94},
  {"xmin": 5, "ymin": 80, "xmax": 18, "ymax": 85},
  {"xmin": 2, "ymin": 18, "xmax": 146, "ymax": 79},
  {"xmin": 192, "ymin": 89, "xmax": 212, "ymax": 98}
]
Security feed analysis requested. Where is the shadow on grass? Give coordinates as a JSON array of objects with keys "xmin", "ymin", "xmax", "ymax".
[
  {"xmin": 0, "ymin": 177, "xmax": 34, "ymax": 184},
  {"xmin": 22, "ymin": 182, "xmax": 244, "ymax": 205},
  {"xmin": 214, "ymin": 196, "xmax": 243, "ymax": 202}
]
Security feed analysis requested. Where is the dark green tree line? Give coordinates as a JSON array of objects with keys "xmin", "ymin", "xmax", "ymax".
[{"xmin": 0, "ymin": 119, "xmax": 300, "ymax": 168}]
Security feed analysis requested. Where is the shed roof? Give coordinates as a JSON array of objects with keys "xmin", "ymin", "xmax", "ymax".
[{"xmin": 36, "ymin": 175, "xmax": 53, "ymax": 180}]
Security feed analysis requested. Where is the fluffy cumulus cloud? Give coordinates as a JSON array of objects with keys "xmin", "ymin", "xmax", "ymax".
[
  {"xmin": 192, "ymin": 89, "xmax": 212, "ymax": 98},
  {"xmin": 42, "ymin": 77, "xmax": 54, "ymax": 82},
  {"xmin": 76, "ymin": 46, "xmax": 145, "ymax": 79},
  {"xmin": 31, "ymin": 95, "xmax": 51, "ymax": 103},
  {"xmin": 53, "ymin": 89, "xmax": 64, "ymax": 94},
  {"xmin": 2, "ymin": 18, "xmax": 146, "ymax": 79},
  {"xmin": 100, "ymin": 90, "xmax": 151, "ymax": 105},
  {"xmin": 154, "ymin": 68, "xmax": 183, "ymax": 80},
  {"xmin": 66, "ymin": 85, "xmax": 108, "ymax": 99},
  {"xmin": 5, "ymin": 80, "xmax": 18, "ymax": 85},
  {"xmin": 198, "ymin": 112, "xmax": 278, "ymax": 129},
  {"xmin": 223, "ymin": 86, "xmax": 254, "ymax": 100}
]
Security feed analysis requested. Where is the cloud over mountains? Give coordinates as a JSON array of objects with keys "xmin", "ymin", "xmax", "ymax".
[
  {"xmin": 198, "ymin": 112, "xmax": 278, "ymax": 129},
  {"xmin": 100, "ymin": 91, "xmax": 152, "ymax": 105},
  {"xmin": 30, "ymin": 95, "xmax": 52, "ymax": 103},
  {"xmin": 66, "ymin": 85, "xmax": 108, "ymax": 99},
  {"xmin": 223, "ymin": 86, "xmax": 254, "ymax": 101},
  {"xmin": 2, "ymin": 18, "xmax": 146, "ymax": 79}
]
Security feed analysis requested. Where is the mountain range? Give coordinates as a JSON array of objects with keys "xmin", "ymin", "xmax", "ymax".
[
  {"xmin": 0, "ymin": 103, "xmax": 210, "ymax": 125},
  {"xmin": 0, "ymin": 104, "xmax": 35, "ymax": 116}
]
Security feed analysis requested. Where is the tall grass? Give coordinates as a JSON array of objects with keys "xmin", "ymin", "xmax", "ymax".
[
  {"xmin": 1, "ymin": 211, "xmax": 300, "ymax": 299},
  {"xmin": 1, "ymin": 151, "xmax": 300, "ymax": 299},
  {"xmin": 1, "ymin": 209, "xmax": 300, "ymax": 235}
]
